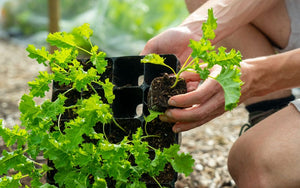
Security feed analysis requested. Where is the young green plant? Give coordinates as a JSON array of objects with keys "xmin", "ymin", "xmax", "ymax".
[
  {"xmin": 0, "ymin": 23, "xmax": 194, "ymax": 187},
  {"xmin": 141, "ymin": 8, "xmax": 243, "ymax": 112}
]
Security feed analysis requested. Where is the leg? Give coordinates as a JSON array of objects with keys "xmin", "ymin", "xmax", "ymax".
[{"xmin": 228, "ymin": 104, "xmax": 300, "ymax": 187}]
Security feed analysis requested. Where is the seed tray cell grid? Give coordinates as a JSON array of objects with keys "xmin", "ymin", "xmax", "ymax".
[{"xmin": 51, "ymin": 54, "xmax": 180, "ymax": 187}]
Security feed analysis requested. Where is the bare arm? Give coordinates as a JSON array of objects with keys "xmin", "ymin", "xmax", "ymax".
[
  {"xmin": 141, "ymin": 0, "xmax": 282, "ymax": 63},
  {"xmin": 241, "ymin": 49, "xmax": 300, "ymax": 101},
  {"xmin": 184, "ymin": 0, "xmax": 208, "ymax": 13},
  {"xmin": 181, "ymin": 0, "xmax": 282, "ymax": 44}
]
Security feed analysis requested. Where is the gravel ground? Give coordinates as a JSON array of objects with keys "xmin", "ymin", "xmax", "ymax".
[{"xmin": 0, "ymin": 39, "xmax": 249, "ymax": 187}]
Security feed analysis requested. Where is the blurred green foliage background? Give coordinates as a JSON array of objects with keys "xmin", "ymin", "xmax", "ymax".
[{"xmin": 1, "ymin": 0, "xmax": 188, "ymax": 55}]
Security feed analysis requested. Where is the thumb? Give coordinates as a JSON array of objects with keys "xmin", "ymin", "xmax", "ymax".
[{"xmin": 139, "ymin": 38, "xmax": 159, "ymax": 56}]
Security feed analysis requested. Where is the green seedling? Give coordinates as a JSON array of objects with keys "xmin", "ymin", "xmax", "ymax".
[
  {"xmin": 0, "ymin": 23, "xmax": 194, "ymax": 188},
  {"xmin": 142, "ymin": 9, "xmax": 243, "ymax": 112}
]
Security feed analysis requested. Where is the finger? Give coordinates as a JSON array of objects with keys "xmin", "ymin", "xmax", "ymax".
[
  {"xmin": 140, "ymin": 38, "xmax": 158, "ymax": 55},
  {"xmin": 166, "ymin": 91, "xmax": 225, "ymax": 122},
  {"xmin": 171, "ymin": 104, "xmax": 225, "ymax": 133},
  {"xmin": 186, "ymin": 81, "xmax": 200, "ymax": 92},
  {"xmin": 159, "ymin": 105, "xmax": 200, "ymax": 123},
  {"xmin": 171, "ymin": 110, "xmax": 221, "ymax": 133},
  {"xmin": 180, "ymin": 71, "xmax": 201, "ymax": 82},
  {"xmin": 169, "ymin": 78, "xmax": 222, "ymax": 108}
]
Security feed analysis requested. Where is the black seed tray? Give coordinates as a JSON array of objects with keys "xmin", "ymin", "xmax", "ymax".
[{"xmin": 50, "ymin": 54, "xmax": 181, "ymax": 187}]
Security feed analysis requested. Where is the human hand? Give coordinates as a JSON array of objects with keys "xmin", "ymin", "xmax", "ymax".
[
  {"xmin": 159, "ymin": 60, "xmax": 255, "ymax": 133},
  {"xmin": 159, "ymin": 66, "xmax": 228, "ymax": 133},
  {"xmin": 140, "ymin": 26, "xmax": 201, "ymax": 65}
]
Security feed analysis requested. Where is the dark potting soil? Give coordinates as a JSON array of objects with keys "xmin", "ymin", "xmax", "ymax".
[
  {"xmin": 141, "ymin": 118, "xmax": 178, "ymax": 185},
  {"xmin": 107, "ymin": 118, "xmax": 141, "ymax": 144},
  {"xmin": 147, "ymin": 74, "xmax": 187, "ymax": 112},
  {"xmin": 144, "ymin": 118, "xmax": 177, "ymax": 149}
]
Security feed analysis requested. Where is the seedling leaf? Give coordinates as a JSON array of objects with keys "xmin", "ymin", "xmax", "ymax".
[
  {"xmin": 215, "ymin": 67, "xmax": 243, "ymax": 110},
  {"xmin": 144, "ymin": 110, "xmax": 164, "ymax": 123},
  {"xmin": 26, "ymin": 45, "xmax": 50, "ymax": 66}
]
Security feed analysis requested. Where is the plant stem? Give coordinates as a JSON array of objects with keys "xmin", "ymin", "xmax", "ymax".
[
  {"xmin": 88, "ymin": 38, "xmax": 93, "ymax": 50},
  {"xmin": 141, "ymin": 135, "xmax": 160, "ymax": 140},
  {"xmin": 75, "ymin": 45, "xmax": 92, "ymax": 55},
  {"xmin": 64, "ymin": 105, "xmax": 80, "ymax": 110},
  {"xmin": 171, "ymin": 66, "xmax": 188, "ymax": 88},
  {"xmin": 20, "ymin": 174, "xmax": 29, "ymax": 180},
  {"xmin": 102, "ymin": 124, "xmax": 108, "ymax": 140},
  {"xmin": 57, "ymin": 113, "xmax": 64, "ymax": 134},
  {"xmin": 62, "ymin": 88, "xmax": 74, "ymax": 96},
  {"xmin": 88, "ymin": 83, "xmax": 98, "ymax": 94},
  {"xmin": 171, "ymin": 57, "xmax": 196, "ymax": 88},
  {"xmin": 164, "ymin": 64, "xmax": 177, "ymax": 76},
  {"xmin": 152, "ymin": 176, "xmax": 163, "ymax": 188},
  {"xmin": 112, "ymin": 118, "xmax": 126, "ymax": 132},
  {"xmin": 182, "ymin": 54, "xmax": 192, "ymax": 68},
  {"xmin": 144, "ymin": 121, "xmax": 149, "ymax": 136},
  {"xmin": 147, "ymin": 145, "xmax": 157, "ymax": 151},
  {"xmin": 31, "ymin": 160, "xmax": 45, "ymax": 167}
]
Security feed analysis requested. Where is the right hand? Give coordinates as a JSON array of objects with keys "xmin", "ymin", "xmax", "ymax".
[{"xmin": 140, "ymin": 26, "xmax": 201, "ymax": 65}]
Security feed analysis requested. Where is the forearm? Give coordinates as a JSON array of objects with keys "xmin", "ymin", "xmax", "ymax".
[
  {"xmin": 181, "ymin": 0, "xmax": 281, "ymax": 44},
  {"xmin": 184, "ymin": 0, "xmax": 207, "ymax": 13},
  {"xmin": 240, "ymin": 49, "xmax": 300, "ymax": 101}
]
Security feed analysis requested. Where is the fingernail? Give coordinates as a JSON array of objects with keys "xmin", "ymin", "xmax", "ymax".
[
  {"xmin": 174, "ymin": 127, "xmax": 181, "ymax": 133},
  {"xmin": 159, "ymin": 115, "xmax": 168, "ymax": 122},
  {"xmin": 168, "ymin": 99, "xmax": 176, "ymax": 106},
  {"xmin": 165, "ymin": 110, "xmax": 172, "ymax": 117}
]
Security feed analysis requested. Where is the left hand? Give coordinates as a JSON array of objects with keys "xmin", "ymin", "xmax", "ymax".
[{"xmin": 160, "ymin": 68, "xmax": 227, "ymax": 133}]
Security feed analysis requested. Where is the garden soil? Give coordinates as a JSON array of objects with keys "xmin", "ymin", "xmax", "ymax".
[{"xmin": 0, "ymin": 39, "xmax": 249, "ymax": 188}]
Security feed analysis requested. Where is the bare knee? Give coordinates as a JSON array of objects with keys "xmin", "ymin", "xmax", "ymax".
[
  {"xmin": 227, "ymin": 132, "xmax": 277, "ymax": 187},
  {"xmin": 228, "ymin": 106, "xmax": 300, "ymax": 187}
]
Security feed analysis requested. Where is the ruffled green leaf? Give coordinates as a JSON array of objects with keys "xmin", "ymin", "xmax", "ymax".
[
  {"xmin": 0, "ymin": 125, "xmax": 27, "ymax": 148},
  {"xmin": 0, "ymin": 172, "xmax": 23, "ymax": 188},
  {"xmin": 215, "ymin": 67, "xmax": 243, "ymax": 110},
  {"xmin": 164, "ymin": 145, "xmax": 194, "ymax": 177},
  {"xmin": 19, "ymin": 94, "xmax": 40, "ymax": 122},
  {"xmin": 73, "ymin": 23, "xmax": 93, "ymax": 39},
  {"xmin": 40, "ymin": 94, "xmax": 66, "ymax": 121},
  {"xmin": 91, "ymin": 46, "xmax": 108, "ymax": 74},
  {"xmin": 69, "ymin": 59, "xmax": 99, "ymax": 91},
  {"xmin": 141, "ymin": 54, "xmax": 176, "ymax": 75},
  {"xmin": 141, "ymin": 53, "xmax": 165, "ymax": 65},
  {"xmin": 100, "ymin": 78, "xmax": 115, "ymax": 104},
  {"xmin": 76, "ymin": 95, "xmax": 113, "ymax": 126},
  {"xmin": 202, "ymin": 8, "xmax": 217, "ymax": 40},
  {"xmin": 26, "ymin": 45, "xmax": 50, "ymax": 66},
  {"xmin": 47, "ymin": 32, "xmax": 77, "ymax": 49},
  {"xmin": 28, "ymin": 71, "xmax": 54, "ymax": 98}
]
